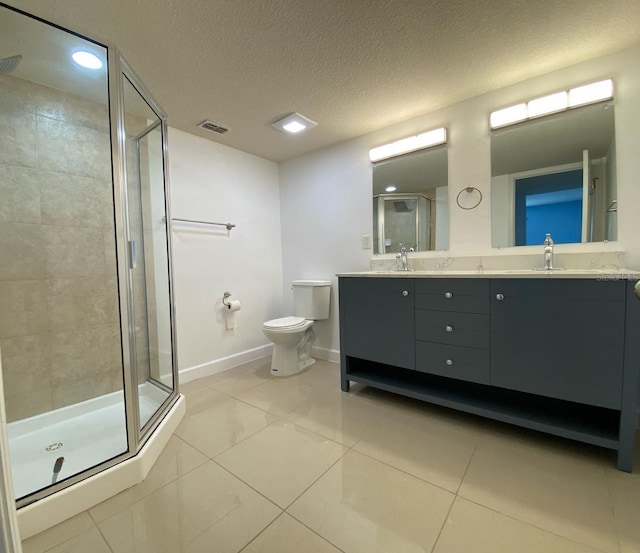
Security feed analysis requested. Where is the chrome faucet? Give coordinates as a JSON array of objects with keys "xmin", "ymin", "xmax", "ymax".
[
  {"xmin": 543, "ymin": 233, "xmax": 554, "ymax": 270},
  {"xmin": 396, "ymin": 244, "xmax": 413, "ymax": 271}
]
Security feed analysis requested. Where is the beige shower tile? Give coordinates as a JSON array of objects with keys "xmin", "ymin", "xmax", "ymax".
[
  {"xmin": 52, "ymin": 371, "xmax": 113, "ymax": 409},
  {"xmin": 243, "ymin": 513, "xmax": 342, "ymax": 553},
  {"xmin": 0, "ymin": 108, "xmax": 37, "ymax": 167},
  {"xmin": 89, "ymin": 436, "xmax": 208, "ymax": 523},
  {"xmin": 103, "ymin": 227, "xmax": 118, "ymax": 277},
  {"xmin": 4, "ymin": 388, "xmax": 53, "ymax": 422},
  {"xmin": 21, "ymin": 512, "xmax": 95, "ymax": 553},
  {"xmin": 216, "ymin": 420, "xmax": 347, "ymax": 508},
  {"xmin": 101, "ymin": 185, "xmax": 115, "ymax": 228},
  {"xmin": 98, "ymin": 461, "xmax": 280, "ymax": 553},
  {"xmin": 50, "ymin": 324, "xmax": 122, "ymax": 384},
  {"xmin": 37, "ymin": 116, "xmax": 111, "ymax": 180},
  {"xmin": 175, "ymin": 397, "xmax": 277, "ymax": 457},
  {"xmin": 433, "ymin": 497, "xmax": 604, "ymax": 553},
  {"xmin": 0, "ymin": 280, "xmax": 48, "ymax": 338},
  {"xmin": 289, "ymin": 450, "xmax": 454, "ymax": 553},
  {"xmin": 35, "ymin": 83, "xmax": 109, "ymax": 131},
  {"xmin": 39, "ymin": 171, "xmax": 102, "ymax": 227},
  {"xmin": 0, "ymin": 334, "xmax": 51, "ymax": 396},
  {"xmin": 0, "ymin": 223, "xmax": 45, "ymax": 281},
  {"xmin": 0, "ymin": 165, "xmax": 40, "ymax": 224},
  {"xmin": 0, "ymin": 75, "xmax": 37, "ymax": 113},
  {"xmin": 43, "ymin": 225, "xmax": 105, "ymax": 278},
  {"xmin": 48, "ymin": 277, "xmax": 119, "ymax": 330}
]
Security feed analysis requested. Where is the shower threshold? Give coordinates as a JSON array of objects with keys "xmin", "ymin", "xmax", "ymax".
[{"xmin": 7, "ymin": 382, "xmax": 168, "ymax": 500}]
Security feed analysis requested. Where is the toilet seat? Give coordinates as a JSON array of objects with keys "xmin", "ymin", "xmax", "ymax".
[{"xmin": 263, "ymin": 316, "xmax": 309, "ymax": 331}]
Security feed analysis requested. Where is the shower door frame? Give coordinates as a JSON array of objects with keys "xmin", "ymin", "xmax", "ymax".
[{"xmin": 5, "ymin": 3, "xmax": 181, "ymax": 509}]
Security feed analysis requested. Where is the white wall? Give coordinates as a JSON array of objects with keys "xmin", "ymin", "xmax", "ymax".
[
  {"xmin": 279, "ymin": 44, "xmax": 640, "ymax": 354},
  {"xmin": 168, "ymin": 128, "xmax": 283, "ymax": 381}
]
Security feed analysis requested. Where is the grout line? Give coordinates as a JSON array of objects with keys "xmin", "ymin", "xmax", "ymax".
[
  {"xmin": 455, "ymin": 442, "xmax": 478, "ymax": 495},
  {"xmin": 282, "ymin": 511, "xmax": 348, "ymax": 553},
  {"xmin": 457, "ymin": 496, "xmax": 615, "ymax": 553},
  {"xmin": 236, "ymin": 512, "xmax": 285, "ymax": 553},
  {"xmin": 427, "ymin": 494, "xmax": 457, "ymax": 553}
]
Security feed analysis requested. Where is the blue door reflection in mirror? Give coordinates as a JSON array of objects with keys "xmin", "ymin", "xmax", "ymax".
[
  {"xmin": 491, "ymin": 102, "xmax": 616, "ymax": 247},
  {"xmin": 515, "ymin": 169, "xmax": 582, "ymax": 245}
]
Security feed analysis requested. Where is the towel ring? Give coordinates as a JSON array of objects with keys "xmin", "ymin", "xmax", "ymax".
[{"xmin": 456, "ymin": 186, "xmax": 483, "ymax": 210}]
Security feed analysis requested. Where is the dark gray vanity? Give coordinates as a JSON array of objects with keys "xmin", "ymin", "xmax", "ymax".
[{"xmin": 338, "ymin": 273, "xmax": 640, "ymax": 471}]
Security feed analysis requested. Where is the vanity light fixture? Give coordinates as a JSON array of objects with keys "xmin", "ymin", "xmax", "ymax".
[
  {"xmin": 271, "ymin": 112, "xmax": 317, "ymax": 135},
  {"xmin": 385, "ymin": 185, "xmax": 397, "ymax": 192},
  {"xmin": 369, "ymin": 127, "xmax": 447, "ymax": 162},
  {"xmin": 71, "ymin": 50, "xmax": 103, "ymax": 69},
  {"xmin": 490, "ymin": 78, "xmax": 613, "ymax": 130}
]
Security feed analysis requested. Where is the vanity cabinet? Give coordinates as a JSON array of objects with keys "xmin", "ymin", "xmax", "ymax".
[
  {"xmin": 340, "ymin": 277, "xmax": 415, "ymax": 370},
  {"xmin": 338, "ymin": 275, "xmax": 640, "ymax": 471}
]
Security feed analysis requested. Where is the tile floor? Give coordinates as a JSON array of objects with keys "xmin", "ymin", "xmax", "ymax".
[{"xmin": 21, "ymin": 358, "xmax": 640, "ymax": 553}]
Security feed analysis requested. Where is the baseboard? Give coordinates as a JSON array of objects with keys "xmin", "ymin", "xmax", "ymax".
[
  {"xmin": 179, "ymin": 344, "xmax": 273, "ymax": 384},
  {"xmin": 311, "ymin": 346, "xmax": 340, "ymax": 364}
]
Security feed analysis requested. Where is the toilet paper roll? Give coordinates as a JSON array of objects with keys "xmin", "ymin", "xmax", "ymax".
[
  {"xmin": 225, "ymin": 312, "xmax": 236, "ymax": 330},
  {"xmin": 226, "ymin": 300, "xmax": 241, "ymax": 312}
]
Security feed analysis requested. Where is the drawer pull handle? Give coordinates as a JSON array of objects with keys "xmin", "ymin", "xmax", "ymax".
[
  {"xmin": 496, "ymin": 293, "xmax": 504, "ymax": 301},
  {"xmin": 402, "ymin": 290, "xmax": 409, "ymax": 297},
  {"xmin": 445, "ymin": 325, "xmax": 454, "ymax": 332},
  {"xmin": 444, "ymin": 292, "xmax": 453, "ymax": 299},
  {"xmin": 635, "ymin": 281, "xmax": 640, "ymax": 300},
  {"xmin": 445, "ymin": 359, "xmax": 454, "ymax": 366}
]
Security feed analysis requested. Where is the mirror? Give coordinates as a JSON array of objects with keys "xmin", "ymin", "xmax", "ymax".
[
  {"xmin": 491, "ymin": 102, "xmax": 616, "ymax": 247},
  {"xmin": 372, "ymin": 146, "xmax": 449, "ymax": 254}
]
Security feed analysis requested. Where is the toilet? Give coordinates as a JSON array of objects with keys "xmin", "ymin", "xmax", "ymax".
[{"xmin": 263, "ymin": 280, "xmax": 331, "ymax": 377}]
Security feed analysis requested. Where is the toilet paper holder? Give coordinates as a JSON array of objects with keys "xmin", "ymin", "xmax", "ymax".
[{"xmin": 222, "ymin": 291, "xmax": 232, "ymax": 307}]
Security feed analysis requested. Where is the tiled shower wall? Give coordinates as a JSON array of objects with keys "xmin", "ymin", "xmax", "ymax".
[{"xmin": 0, "ymin": 75, "xmax": 124, "ymax": 422}]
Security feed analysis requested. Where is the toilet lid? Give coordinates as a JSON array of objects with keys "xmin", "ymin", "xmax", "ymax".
[{"xmin": 264, "ymin": 316, "xmax": 307, "ymax": 329}]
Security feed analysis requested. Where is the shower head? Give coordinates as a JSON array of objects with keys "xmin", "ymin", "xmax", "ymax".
[
  {"xmin": 393, "ymin": 201, "xmax": 412, "ymax": 213},
  {"xmin": 0, "ymin": 55, "xmax": 23, "ymax": 75}
]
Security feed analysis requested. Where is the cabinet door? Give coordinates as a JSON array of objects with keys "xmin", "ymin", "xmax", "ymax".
[
  {"xmin": 340, "ymin": 278, "xmax": 415, "ymax": 370},
  {"xmin": 491, "ymin": 279, "xmax": 626, "ymax": 409}
]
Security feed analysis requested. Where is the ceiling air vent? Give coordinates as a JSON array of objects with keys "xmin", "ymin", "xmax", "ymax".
[{"xmin": 197, "ymin": 120, "xmax": 231, "ymax": 135}]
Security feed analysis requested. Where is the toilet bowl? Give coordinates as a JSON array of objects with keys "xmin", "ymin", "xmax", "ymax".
[
  {"xmin": 263, "ymin": 280, "xmax": 331, "ymax": 377},
  {"xmin": 262, "ymin": 316, "xmax": 315, "ymax": 377}
]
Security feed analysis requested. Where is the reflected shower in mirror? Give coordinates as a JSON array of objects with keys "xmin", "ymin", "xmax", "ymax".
[
  {"xmin": 491, "ymin": 102, "xmax": 616, "ymax": 247},
  {"xmin": 372, "ymin": 146, "xmax": 449, "ymax": 254}
]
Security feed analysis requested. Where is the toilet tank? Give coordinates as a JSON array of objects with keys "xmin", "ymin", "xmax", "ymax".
[{"xmin": 292, "ymin": 280, "xmax": 331, "ymax": 320}]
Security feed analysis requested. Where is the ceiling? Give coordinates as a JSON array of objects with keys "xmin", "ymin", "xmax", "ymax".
[{"xmin": 3, "ymin": 0, "xmax": 640, "ymax": 162}]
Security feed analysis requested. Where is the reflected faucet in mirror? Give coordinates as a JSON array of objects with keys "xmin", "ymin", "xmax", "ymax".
[{"xmin": 396, "ymin": 244, "xmax": 414, "ymax": 271}]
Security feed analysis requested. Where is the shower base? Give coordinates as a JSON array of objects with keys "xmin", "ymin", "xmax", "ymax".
[{"xmin": 8, "ymin": 382, "xmax": 169, "ymax": 500}]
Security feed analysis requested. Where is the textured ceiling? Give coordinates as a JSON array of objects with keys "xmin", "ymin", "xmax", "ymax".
[{"xmin": 4, "ymin": 0, "xmax": 640, "ymax": 162}]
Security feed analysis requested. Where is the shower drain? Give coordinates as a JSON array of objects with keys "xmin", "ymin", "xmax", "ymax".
[{"xmin": 45, "ymin": 443, "xmax": 63, "ymax": 452}]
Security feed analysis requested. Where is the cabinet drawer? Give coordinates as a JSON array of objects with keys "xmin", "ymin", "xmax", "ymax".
[
  {"xmin": 415, "ymin": 293, "xmax": 489, "ymax": 314},
  {"xmin": 416, "ymin": 310, "xmax": 490, "ymax": 349},
  {"xmin": 415, "ymin": 278, "xmax": 490, "ymax": 296},
  {"xmin": 415, "ymin": 342, "xmax": 490, "ymax": 385}
]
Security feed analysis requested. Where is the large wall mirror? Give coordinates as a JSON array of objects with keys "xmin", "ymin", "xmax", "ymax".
[
  {"xmin": 491, "ymin": 102, "xmax": 616, "ymax": 247},
  {"xmin": 372, "ymin": 146, "xmax": 449, "ymax": 254}
]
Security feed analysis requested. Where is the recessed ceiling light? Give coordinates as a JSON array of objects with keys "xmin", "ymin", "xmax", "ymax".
[
  {"xmin": 385, "ymin": 185, "xmax": 397, "ymax": 192},
  {"xmin": 271, "ymin": 112, "xmax": 317, "ymax": 135},
  {"xmin": 72, "ymin": 51, "xmax": 103, "ymax": 69}
]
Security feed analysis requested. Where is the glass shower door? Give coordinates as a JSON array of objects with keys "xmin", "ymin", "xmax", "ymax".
[{"xmin": 121, "ymin": 73, "xmax": 174, "ymax": 433}]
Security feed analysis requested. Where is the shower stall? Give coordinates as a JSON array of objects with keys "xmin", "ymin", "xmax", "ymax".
[{"xmin": 0, "ymin": 3, "xmax": 180, "ymax": 521}]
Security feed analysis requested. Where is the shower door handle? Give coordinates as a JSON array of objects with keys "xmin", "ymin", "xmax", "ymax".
[{"xmin": 129, "ymin": 240, "xmax": 137, "ymax": 270}]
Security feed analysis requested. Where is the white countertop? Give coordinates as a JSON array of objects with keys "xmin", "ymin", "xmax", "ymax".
[{"xmin": 337, "ymin": 269, "xmax": 640, "ymax": 279}]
